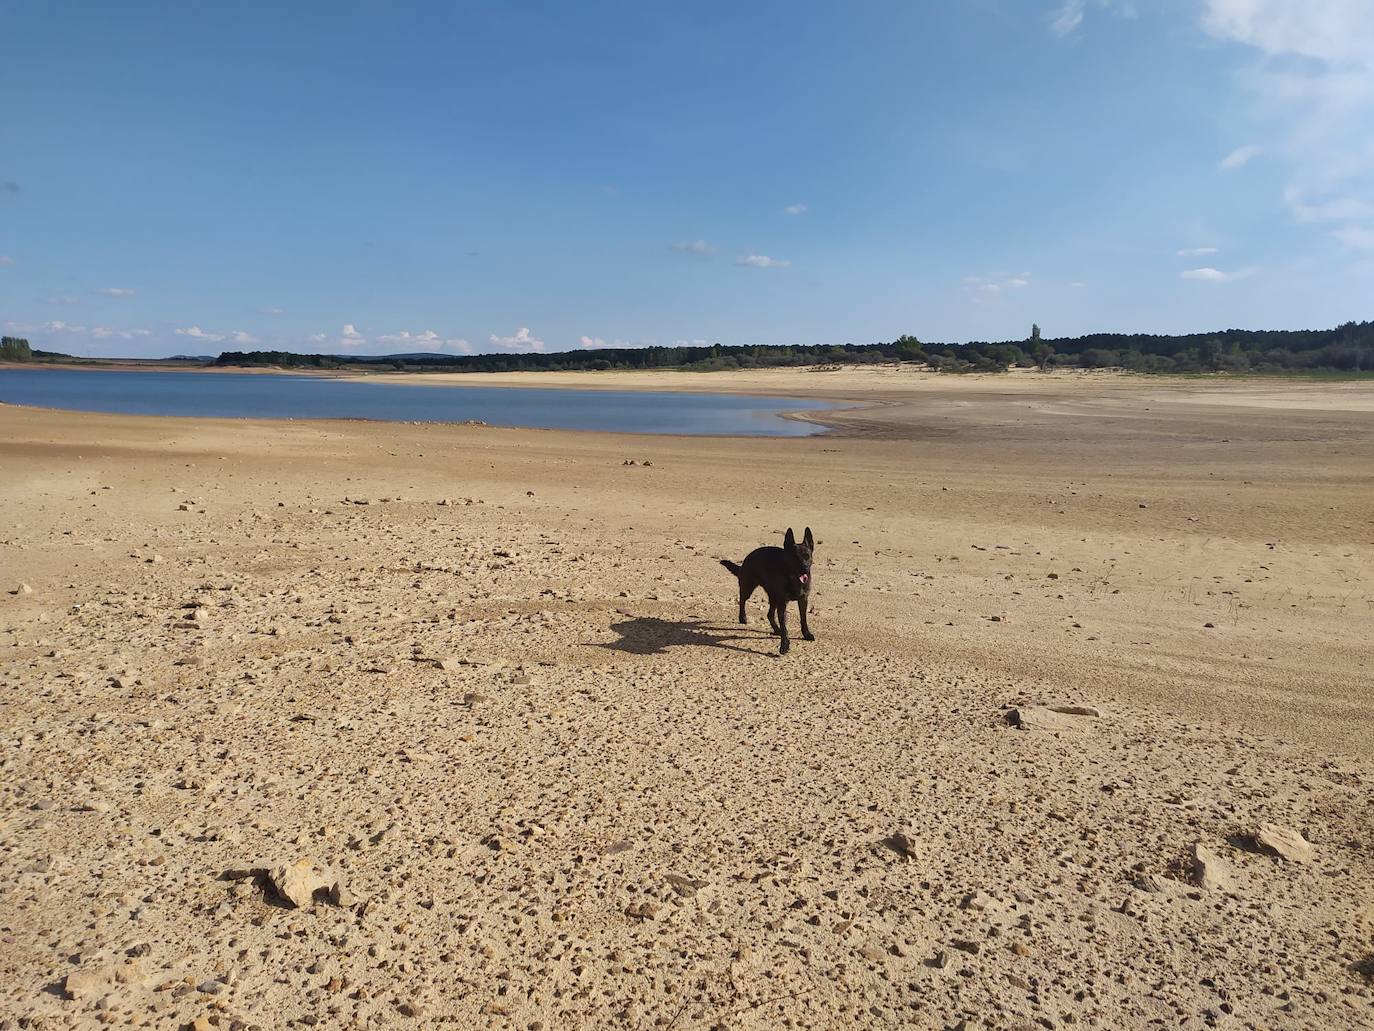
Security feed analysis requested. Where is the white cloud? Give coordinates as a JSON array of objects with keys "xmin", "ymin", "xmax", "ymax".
[
  {"xmin": 672, "ymin": 239, "xmax": 717, "ymax": 258},
  {"xmin": 783, "ymin": 203, "xmax": 809, "ymax": 216},
  {"xmin": 488, "ymin": 326, "xmax": 544, "ymax": 352},
  {"xmin": 308, "ymin": 333, "xmax": 327, "ymax": 344},
  {"xmin": 1219, "ymin": 144, "xmax": 1262, "ymax": 170},
  {"xmin": 46, "ymin": 296, "xmax": 79, "ymax": 306},
  {"xmin": 736, "ymin": 254, "xmax": 791, "ymax": 269},
  {"xmin": 577, "ymin": 335, "xmax": 643, "ymax": 349},
  {"xmin": 1070, "ymin": 281, "xmax": 1086, "ymax": 288},
  {"xmin": 260, "ymin": 306, "xmax": 285, "ymax": 316},
  {"xmin": 0, "ymin": 255, "xmax": 14, "ymax": 267},
  {"xmin": 963, "ymin": 273, "xmax": 1032, "ymax": 302},
  {"xmin": 175, "ymin": 326, "xmax": 258, "ymax": 345},
  {"xmin": 96, "ymin": 287, "xmax": 135, "ymax": 297},
  {"xmin": 1332, "ymin": 225, "xmax": 1374, "ymax": 250},
  {"xmin": 1181, "ymin": 267, "xmax": 1231, "ymax": 281},
  {"xmin": 376, "ymin": 329, "xmax": 472, "ymax": 352},
  {"xmin": 1177, "ymin": 246, "xmax": 1220, "ymax": 256},
  {"xmin": 176, "ymin": 325, "xmax": 226, "ymax": 342}
]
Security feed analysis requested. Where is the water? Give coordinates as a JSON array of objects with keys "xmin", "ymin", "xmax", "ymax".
[{"xmin": 0, "ymin": 367, "xmax": 837, "ymax": 436}]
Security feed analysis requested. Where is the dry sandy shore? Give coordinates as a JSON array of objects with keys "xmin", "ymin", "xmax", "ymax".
[{"xmin": 1, "ymin": 369, "xmax": 1372, "ymax": 1030}]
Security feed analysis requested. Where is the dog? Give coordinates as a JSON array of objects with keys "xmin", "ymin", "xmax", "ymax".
[{"xmin": 720, "ymin": 527, "xmax": 815, "ymax": 654}]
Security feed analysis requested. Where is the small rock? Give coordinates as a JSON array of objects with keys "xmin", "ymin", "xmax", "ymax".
[
  {"xmin": 267, "ymin": 857, "xmax": 331, "ymax": 907},
  {"xmin": 12, "ymin": 583, "xmax": 33, "ymax": 596},
  {"xmin": 1255, "ymin": 824, "xmax": 1314, "ymax": 863},
  {"xmin": 1189, "ymin": 842, "xmax": 1233, "ymax": 892},
  {"xmin": 398, "ymin": 1001, "xmax": 424, "ymax": 1018},
  {"xmin": 64, "ymin": 966, "xmax": 114, "ymax": 1001}
]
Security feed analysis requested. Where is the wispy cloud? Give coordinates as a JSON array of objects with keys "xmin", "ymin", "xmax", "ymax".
[
  {"xmin": 736, "ymin": 254, "xmax": 791, "ymax": 269},
  {"xmin": 783, "ymin": 203, "xmax": 809, "ymax": 216},
  {"xmin": 489, "ymin": 326, "xmax": 544, "ymax": 352},
  {"xmin": 6, "ymin": 319, "xmax": 151, "ymax": 340},
  {"xmin": 0, "ymin": 181, "xmax": 18, "ymax": 194},
  {"xmin": 672, "ymin": 239, "xmax": 717, "ymax": 258},
  {"xmin": 1332, "ymin": 225, "xmax": 1374, "ymax": 250},
  {"xmin": 96, "ymin": 287, "xmax": 135, "ymax": 297},
  {"xmin": 1177, "ymin": 246, "xmax": 1220, "ymax": 256},
  {"xmin": 1049, "ymin": 0, "xmax": 1135, "ymax": 39},
  {"xmin": 1201, "ymin": 1, "xmax": 1374, "ymax": 250},
  {"xmin": 259, "ymin": 306, "xmax": 285, "ymax": 316},
  {"xmin": 1219, "ymin": 144, "xmax": 1263, "ymax": 170},
  {"xmin": 46, "ymin": 296, "xmax": 79, "ymax": 306},
  {"xmin": 0, "ymin": 255, "xmax": 14, "ymax": 267}
]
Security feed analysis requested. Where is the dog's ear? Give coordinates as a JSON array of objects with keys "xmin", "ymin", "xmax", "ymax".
[
  {"xmin": 784, "ymin": 527, "xmax": 796, "ymax": 550},
  {"xmin": 804, "ymin": 527, "xmax": 814, "ymax": 549}
]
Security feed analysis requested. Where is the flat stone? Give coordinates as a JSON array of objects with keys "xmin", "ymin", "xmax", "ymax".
[{"xmin": 1255, "ymin": 824, "xmax": 1314, "ymax": 863}]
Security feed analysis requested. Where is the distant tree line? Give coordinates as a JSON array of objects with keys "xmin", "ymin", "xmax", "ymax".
[
  {"xmin": 1, "ymin": 336, "xmax": 33, "ymax": 361},
  {"xmin": 214, "ymin": 321, "xmax": 1374, "ymax": 375}
]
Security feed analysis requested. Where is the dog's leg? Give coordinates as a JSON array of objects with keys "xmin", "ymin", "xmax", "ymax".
[
  {"xmin": 799, "ymin": 594, "xmax": 815, "ymax": 642},
  {"xmin": 767, "ymin": 601, "xmax": 780, "ymax": 635},
  {"xmin": 776, "ymin": 599, "xmax": 790, "ymax": 654},
  {"xmin": 738, "ymin": 578, "xmax": 753, "ymax": 625}
]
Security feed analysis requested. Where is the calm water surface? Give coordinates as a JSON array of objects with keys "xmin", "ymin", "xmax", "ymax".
[{"xmin": 0, "ymin": 368, "xmax": 836, "ymax": 436}]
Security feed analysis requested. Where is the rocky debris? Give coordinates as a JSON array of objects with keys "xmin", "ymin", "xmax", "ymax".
[
  {"xmin": 1189, "ymin": 842, "xmax": 1234, "ymax": 892},
  {"xmin": 663, "ymin": 873, "xmax": 706, "ymax": 898},
  {"xmin": 625, "ymin": 901, "xmax": 663, "ymax": 921},
  {"xmin": 1132, "ymin": 873, "xmax": 1179, "ymax": 894},
  {"xmin": 1255, "ymin": 823, "xmax": 1314, "ymax": 863},
  {"xmin": 11, "ymin": 582, "xmax": 33, "ymax": 595}
]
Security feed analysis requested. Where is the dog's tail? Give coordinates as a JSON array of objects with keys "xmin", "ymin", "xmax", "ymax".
[{"xmin": 720, "ymin": 559, "xmax": 743, "ymax": 578}]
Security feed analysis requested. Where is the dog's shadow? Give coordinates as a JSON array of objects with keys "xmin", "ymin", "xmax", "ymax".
[{"xmin": 595, "ymin": 616, "xmax": 775, "ymax": 657}]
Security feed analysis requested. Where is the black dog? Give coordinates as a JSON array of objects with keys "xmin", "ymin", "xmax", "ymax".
[{"xmin": 720, "ymin": 527, "xmax": 815, "ymax": 654}]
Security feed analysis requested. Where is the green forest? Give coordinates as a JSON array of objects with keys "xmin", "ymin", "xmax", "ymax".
[
  {"xmin": 214, "ymin": 321, "xmax": 1374, "ymax": 375},
  {"xmin": 5, "ymin": 322, "xmax": 1372, "ymax": 375}
]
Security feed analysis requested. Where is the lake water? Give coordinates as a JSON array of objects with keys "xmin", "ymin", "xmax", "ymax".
[{"xmin": 0, "ymin": 368, "xmax": 837, "ymax": 436}]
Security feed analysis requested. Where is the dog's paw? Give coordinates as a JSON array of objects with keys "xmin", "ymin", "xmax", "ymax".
[
  {"xmin": 779, "ymin": 641, "xmax": 790, "ymax": 655},
  {"xmin": 801, "ymin": 632, "xmax": 815, "ymax": 642}
]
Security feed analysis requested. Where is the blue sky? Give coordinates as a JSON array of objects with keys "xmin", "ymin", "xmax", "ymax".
[{"xmin": 2, "ymin": 0, "xmax": 1372, "ymax": 357}]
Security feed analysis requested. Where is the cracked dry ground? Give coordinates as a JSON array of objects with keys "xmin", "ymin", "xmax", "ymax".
[{"xmin": 1, "ymin": 392, "xmax": 1373, "ymax": 1030}]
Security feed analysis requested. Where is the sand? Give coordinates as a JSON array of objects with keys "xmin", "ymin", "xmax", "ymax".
[{"xmin": 2, "ymin": 368, "xmax": 1372, "ymax": 1029}]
